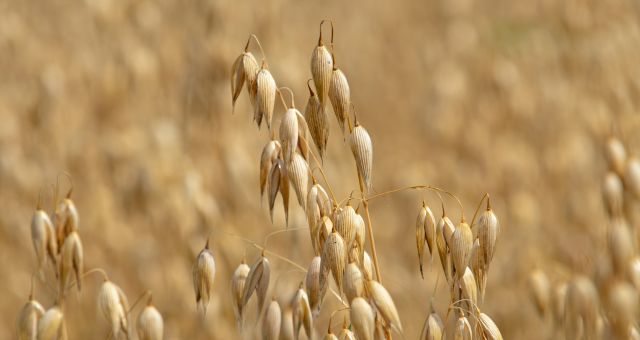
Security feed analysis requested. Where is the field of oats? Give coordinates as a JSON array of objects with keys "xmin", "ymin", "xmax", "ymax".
[{"xmin": 4, "ymin": 0, "xmax": 640, "ymax": 339}]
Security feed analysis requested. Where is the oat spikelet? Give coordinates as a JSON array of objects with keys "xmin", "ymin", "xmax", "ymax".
[
  {"xmin": 306, "ymin": 256, "xmax": 326, "ymax": 318},
  {"xmin": 450, "ymin": 221, "xmax": 473, "ymax": 280},
  {"xmin": 255, "ymin": 65, "xmax": 277, "ymax": 130},
  {"xmin": 281, "ymin": 308, "xmax": 295, "ymax": 340},
  {"xmin": 230, "ymin": 51, "xmax": 259, "ymax": 112},
  {"xmin": 424, "ymin": 205, "xmax": 437, "ymax": 258},
  {"xmin": 362, "ymin": 251, "xmax": 374, "ymax": 281},
  {"xmin": 320, "ymin": 229, "xmax": 347, "ymax": 295},
  {"xmin": 232, "ymin": 261, "xmax": 251, "ymax": 329},
  {"xmin": 310, "ymin": 24, "xmax": 333, "ymax": 108},
  {"xmin": 416, "ymin": 203, "xmax": 428, "ymax": 278},
  {"xmin": 626, "ymin": 157, "xmax": 640, "ymax": 199},
  {"xmin": 605, "ymin": 281, "xmax": 637, "ymax": 338},
  {"xmin": 343, "ymin": 262, "xmax": 364, "ymax": 303},
  {"xmin": 262, "ymin": 298, "xmax": 281, "ymax": 340},
  {"xmin": 564, "ymin": 276, "xmax": 598, "ymax": 340},
  {"xmin": 317, "ymin": 216, "xmax": 334, "ymax": 256},
  {"xmin": 460, "ymin": 267, "xmax": 478, "ymax": 309},
  {"xmin": 453, "ymin": 316, "xmax": 472, "ymax": 340},
  {"xmin": 335, "ymin": 204, "xmax": 359, "ymax": 249},
  {"xmin": 307, "ymin": 184, "xmax": 332, "ymax": 255},
  {"xmin": 267, "ymin": 159, "xmax": 289, "ymax": 225},
  {"xmin": 368, "ymin": 280, "xmax": 402, "ymax": 333},
  {"xmin": 350, "ymin": 297, "xmax": 374, "ymax": 340},
  {"xmin": 477, "ymin": 199, "xmax": 499, "ymax": 269},
  {"xmin": 137, "ymin": 297, "xmax": 163, "ymax": 340},
  {"xmin": 280, "ymin": 108, "xmax": 300, "ymax": 162},
  {"xmin": 419, "ymin": 310, "xmax": 444, "ymax": 340},
  {"xmin": 304, "ymin": 83, "xmax": 329, "ymax": 159},
  {"xmin": 329, "ymin": 66, "xmax": 350, "ymax": 134},
  {"xmin": 242, "ymin": 255, "xmax": 271, "ymax": 314},
  {"xmin": 603, "ymin": 172, "xmax": 624, "ymax": 217},
  {"xmin": 553, "ymin": 282, "xmax": 568, "ymax": 326},
  {"xmin": 59, "ymin": 231, "xmax": 83, "ymax": 294},
  {"xmin": 17, "ymin": 297, "xmax": 45, "ymax": 340},
  {"xmin": 260, "ymin": 140, "xmax": 281, "ymax": 199},
  {"xmin": 98, "ymin": 280, "xmax": 129, "ymax": 338},
  {"xmin": 292, "ymin": 286, "xmax": 313, "ymax": 339},
  {"xmin": 37, "ymin": 306, "xmax": 67, "ymax": 340},
  {"xmin": 349, "ymin": 123, "xmax": 373, "ymax": 192},
  {"xmin": 436, "ymin": 215, "xmax": 452, "ymax": 283},
  {"xmin": 31, "ymin": 208, "xmax": 57, "ymax": 274},
  {"xmin": 629, "ymin": 257, "xmax": 640, "ymax": 291},
  {"xmin": 54, "ymin": 197, "xmax": 78, "ymax": 251},
  {"xmin": 479, "ymin": 313, "xmax": 503, "ymax": 340},
  {"xmin": 338, "ymin": 325, "xmax": 356, "ymax": 340},
  {"xmin": 608, "ymin": 217, "xmax": 634, "ymax": 277},
  {"xmin": 605, "ymin": 136, "xmax": 626, "ymax": 176},
  {"xmin": 528, "ymin": 269, "xmax": 550, "ymax": 317},
  {"xmin": 192, "ymin": 239, "xmax": 216, "ymax": 314},
  {"xmin": 287, "ymin": 152, "xmax": 310, "ymax": 208},
  {"xmin": 469, "ymin": 238, "xmax": 486, "ymax": 302}
]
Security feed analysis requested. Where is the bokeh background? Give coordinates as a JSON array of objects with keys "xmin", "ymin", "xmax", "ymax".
[{"xmin": 2, "ymin": 0, "xmax": 640, "ymax": 338}]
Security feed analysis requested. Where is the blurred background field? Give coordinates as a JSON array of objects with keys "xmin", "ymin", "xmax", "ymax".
[{"xmin": 2, "ymin": 0, "xmax": 640, "ymax": 338}]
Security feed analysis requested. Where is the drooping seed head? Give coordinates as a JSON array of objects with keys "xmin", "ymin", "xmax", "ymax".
[
  {"xmin": 626, "ymin": 157, "xmax": 640, "ymax": 199},
  {"xmin": 419, "ymin": 310, "xmax": 444, "ymax": 340},
  {"xmin": 37, "ymin": 306, "xmax": 66, "ymax": 340},
  {"xmin": 320, "ymin": 229, "xmax": 347, "ymax": 295},
  {"xmin": 231, "ymin": 51, "xmax": 259, "ymax": 111},
  {"xmin": 460, "ymin": 267, "xmax": 478, "ymax": 309},
  {"xmin": 304, "ymin": 83, "xmax": 329, "ymax": 159},
  {"xmin": 98, "ymin": 280, "xmax": 129, "ymax": 338},
  {"xmin": 308, "ymin": 184, "xmax": 332, "ymax": 255},
  {"xmin": 262, "ymin": 298, "xmax": 281, "ymax": 340},
  {"xmin": 287, "ymin": 152, "xmax": 310, "ymax": 208},
  {"xmin": 17, "ymin": 297, "xmax": 45, "ymax": 340},
  {"xmin": 436, "ymin": 216, "xmax": 452, "ymax": 283},
  {"xmin": 629, "ymin": 257, "xmax": 640, "ymax": 291},
  {"xmin": 454, "ymin": 316, "xmax": 472, "ymax": 340},
  {"xmin": 335, "ymin": 204, "xmax": 359, "ymax": 250},
  {"xmin": 329, "ymin": 67, "xmax": 350, "ymax": 134},
  {"xmin": 362, "ymin": 251, "xmax": 374, "ymax": 281},
  {"xmin": 605, "ymin": 281, "xmax": 638, "ymax": 338},
  {"xmin": 231, "ymin": 261, "xmax": 251, "ymax": 329},
  {"xmin": 292, "ymin": 287, "xmax": 313, "ymax": 339},
  {"xmin": 477, "ymin": 200, "xmax": 499, "ymax": 269},
  {"xmin": 137, "ymin": 297, "xmax": 163, "ymax": 340},
  {"xmin": 255, "ymin": 67, "xmax": 277, "ymax": 130},
  {"xmin": 192, "ymin": 239, "xmax": 216, "ymax": 314},
  {"xmin": 59, "ymin": 231, "xmax": 83, "ymax": 294},
  {"xmin": 310, "ymin": 40, "xmax": 333, "ymax": 108},
  {"xmin": 528, "ymin": 269, "xmax": 551, "ymax": 317},
  {"xmin": 564, "ymin": 276, "xmax": 599, "ymax": 340},
  {"xmin": 280, "ymin": 308, "xmax": 295, "ymax": 340},
  {"xmin": 350, "ymin": 297, "xmax": 374, "ymax": 340},
  {"xmin": 306, "ymin": 256, "xmax": 326, "ymax": 318},
  {"xmin": 317, "ymin": 216, "xmax": 334, "ymax": 255},
  {"xmin": 54, "ymin": 198, "xmax": 79, "ymax": 250},
  {"xmin": 267, "ymin": 159, "xmax": 289, "ymax": 226},
  {"xmin": 603, "ymin": 172, "xmax": 624, "ymax": 217},
  {"xmin": 450, "ymin": 222, "xmax": 473, "ymax": 279},
  {"xmin": 343, "ymin": 262, "xmax": 364, "ymax": 303},
  {"xmin": 231, "ymin": 53, "xmax": 246, "ymax": 111},
  {"xmin": 424, "ymin": 204, "xmax": 437, "ymax": 258},
  {"xmin": 479, "ymin": 313, "xmax": 503, "ymax": 340},
  {"xmin": 280, "ymin": 108, "xmax": 300, "ymax": 163},
  {"xmin": 470, "ymin": 239, "xmax": 487, "ymax": 303},
  {"xmin": 31, "ymin": 209, "xmax": 57, "ymax": 273},
  {"xmin": 605, "ymin": 136, "xmax": 626, "ymax": 176},
  {"xmin": 349, "ymin": 124, "xmax": 373, "ymax": 192},
  {"xmin": 367, "ymin": 280, "xmax": 402, "ymax": 333},
  {"xmin": 608, "ymin": 217, "xmax": 634, "ymax": 277},
  {"xmin": 553, "ymin": 282, "xmax": 568, "ymax": 326},
  {"xmin": 260, "ymin": 140, "xmax": 281, "ymax": 199},
  {"xmin": 242, "ymin": 255, "xmax": 271, "ymax": 314}
]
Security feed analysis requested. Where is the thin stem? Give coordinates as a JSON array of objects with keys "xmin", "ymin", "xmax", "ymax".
[
  {"xmin": 306, "ymin": 79, "xmax": 315, "ymax": 96},
  {"xmin": 278, "ymin": 87, "xmax": 295, "ymax": 108},
  {"xmin": 246, "ymin": 34, "xmax": 267, "ymax": 64},
  {"xmin": 357, "ymin": 173, "xmax": 382, "ymax": 283},
  {"xmin": 127, "ymin": 290, "xmax": 151, "ymax": 314},
  {"xmin": 57, "ymin": 171, "xmax": 73, "ymax": 198},
  {"xmin": 263, "ymin": 227, "xmax": 308, "ymax": 250},
  {"xmin": 329, "ymin": 306, "xmax": 350, "ymax": 324},
  {"xmin": 276, "ymin": 88, "xmax": 288, "ymax": 110},
  {"xmin": 469, "ymin": 193, "xmax": 489, "ymax": 228},
  {"xmin": 305, "ymin": 140, "xmax": 338, "ymax": 206},
  {"xmin": 363, "ymin": 185, "xmax": 464, "ymax": 221}
]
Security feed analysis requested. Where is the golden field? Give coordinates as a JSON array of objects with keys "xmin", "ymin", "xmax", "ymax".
[{"xmin": 3, "ymin": 0, "xmax": 640, "ymax": 338}]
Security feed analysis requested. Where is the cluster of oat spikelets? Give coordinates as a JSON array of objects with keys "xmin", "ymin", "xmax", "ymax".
[{"xmin": 529, "ymin": 136, "xmax": 640, "ymax": 340}]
